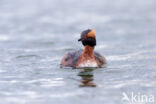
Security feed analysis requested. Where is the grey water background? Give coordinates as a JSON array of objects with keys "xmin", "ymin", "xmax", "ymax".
[{"xmin": 0, "ymin": 0, "xmax": 156, "ymax": 104}]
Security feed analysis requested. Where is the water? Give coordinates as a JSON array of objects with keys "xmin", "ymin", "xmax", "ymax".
[{"xmin": 0, "ymin": 0, "xmax": 156, "ymax": 104}]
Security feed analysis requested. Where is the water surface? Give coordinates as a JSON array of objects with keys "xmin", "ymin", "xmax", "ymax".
[{"xmin": 0, "ymin": 0, "xmax": 156, "ymax": 104}]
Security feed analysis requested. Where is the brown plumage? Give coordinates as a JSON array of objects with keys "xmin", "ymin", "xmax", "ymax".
[
  {"xmin": 76, "ymin": 46, "xmax": 106, "ymax": 68},
  {"xmin": 61, "ymin": 29, "xmax": 106, "ymax": 68}
]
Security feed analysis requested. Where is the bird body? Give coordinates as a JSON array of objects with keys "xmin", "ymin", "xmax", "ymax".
[{"xmin": 61, "ymin": 29, "xmax": 106, "ymax": 68}]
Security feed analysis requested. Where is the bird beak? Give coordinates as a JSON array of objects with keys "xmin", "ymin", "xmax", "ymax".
[{"xmin": 78, "ymin": 38, "xmax": 82, "ymax": 41}]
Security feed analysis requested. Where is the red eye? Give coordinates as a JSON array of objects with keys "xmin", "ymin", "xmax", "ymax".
[{"xmin": 85, "ymin": 35, "xmax": 88, "ymax": 39}]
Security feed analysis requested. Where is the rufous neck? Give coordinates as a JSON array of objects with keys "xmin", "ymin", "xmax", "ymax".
[{"xmin": 82, "ymin": 45, "xmax": 95, "ymax": 58}]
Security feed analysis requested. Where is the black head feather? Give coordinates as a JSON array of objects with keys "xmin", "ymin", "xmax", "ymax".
[{"xmin": 78, "ymin": 29, "xmax": 96, "ymax": 47}]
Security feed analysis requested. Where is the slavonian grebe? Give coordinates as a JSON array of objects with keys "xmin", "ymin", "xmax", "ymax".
[{"xmin": 61, "ymin": 29, "xmax": 106, "ymax": 68}]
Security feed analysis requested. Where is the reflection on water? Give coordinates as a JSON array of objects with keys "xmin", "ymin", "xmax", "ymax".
[{"xmin": 78, "ymin": 69, "xmax": 96, "ymax": 87}]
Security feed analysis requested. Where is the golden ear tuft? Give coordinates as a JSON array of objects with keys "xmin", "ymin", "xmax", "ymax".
[{"xmin": 87, "ymin": 29, "xmax": 96, "ymax": 38}]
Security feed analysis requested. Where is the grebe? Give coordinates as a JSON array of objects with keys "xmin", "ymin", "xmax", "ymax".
[{"xmin": 61, "ymin": 29, "xmax": 106, "ymax": 68}]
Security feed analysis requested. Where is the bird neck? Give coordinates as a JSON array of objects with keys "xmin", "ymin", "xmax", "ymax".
[{"xmin": 82, "ymin": 45, "xmax": 95, "ymax": 58}]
